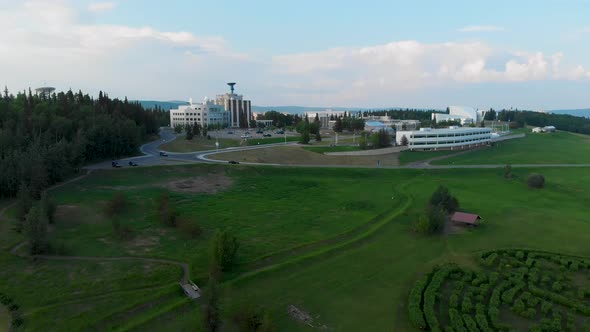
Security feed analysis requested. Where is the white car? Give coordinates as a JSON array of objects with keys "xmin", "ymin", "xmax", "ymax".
[{"xmin": 241, "ymin": 134, "xmax": 250, "ymax": 139}]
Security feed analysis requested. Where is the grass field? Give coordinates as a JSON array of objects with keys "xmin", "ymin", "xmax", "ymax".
[
  {"xmin": 159, "ymin": 136, "xmax": 240, "ymax": 152},
  {"xmin": 0, "ymin": 305, "xmax": 8, "ymax": 332},
  {"xmin": 209, "ymin": 146, "xmax": 400, "ymax": 166},
  {"xmin": 434, "ymin": 131, "xmax": 590, "ymax": 165},
  {"xmin": 2, "ymin": 160, "xmax": 590, "ymax": 330},
  {"xmin": 398, "ymin": 150, "xmax": 458, "ymax": 165},
  {"xmin": 303, "ymin": 145, "xmax": 362, "ymax": 154}
]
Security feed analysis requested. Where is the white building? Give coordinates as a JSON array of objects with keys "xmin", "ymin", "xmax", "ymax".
[
  {"xmin": 432, "ymin": 106, "xmax": 487, "ymax": 125},
  {"xmin": 215, "ymin": 83, "xmax": 252, "ymax": 128},
  {"xmin": 396, "ymin": 127, "xmax": 492, "ymax": 151},
  {"xmin": 169, "ymin": 97, "xmax": 228, "ymax": 129}
]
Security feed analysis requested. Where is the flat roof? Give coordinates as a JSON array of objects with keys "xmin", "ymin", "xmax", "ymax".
[{"xmin": 398, "ymin": 127, "xmax": 492, "ymax": 134}]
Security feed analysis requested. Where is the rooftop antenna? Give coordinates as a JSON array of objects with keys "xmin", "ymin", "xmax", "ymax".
[{"xmin": 227, "ymin": 82, "xmax": 236, "ymax": 94}]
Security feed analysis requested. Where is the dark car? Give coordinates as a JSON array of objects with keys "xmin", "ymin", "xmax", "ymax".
[
  {"xmin": 228, "ymin": 160, "xmax": 240, "ymax": 164},
  {"xmin": 256, "ymin": 130, "xmax": 263, "ymax": 134},
  {"xmin": 263, "ymin": 133, "xmax": 272, "ymax": 137},
  {"xmin": 128, "ymin": 161, "xmax": 138, "ymax": 166},
  {"xmin": 275, "ymin": 130, "xmax": 284, "ymax": 134},
  {"xmin": 111, "ymin": 161, "xmax": 121, "ymax": 168},
  {"xmin": 159, "ymin": 151, "xmax": 168, "ymax": 157},
  {"xmin": 227, "ymin": 131, "xmax": 234, "ymax": 134}
]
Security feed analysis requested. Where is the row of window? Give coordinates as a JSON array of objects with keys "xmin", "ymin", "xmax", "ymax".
[
  {"xmin": 410, "ymin": 138, "xmax": 490, "ymax": 146},
  {"xmin": 412, "ymin": 131, "xmax": 490, "ymax": 138}
]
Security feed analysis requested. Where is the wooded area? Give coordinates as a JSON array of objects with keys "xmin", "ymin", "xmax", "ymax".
[{"xmin": 0, "ymin": 87, "xmax": 168, "ymax": 198}]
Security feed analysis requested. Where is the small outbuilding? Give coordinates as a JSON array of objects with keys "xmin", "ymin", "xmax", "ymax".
[{"xmin": 451, "ymin": 212, "xmax": 482, "ymax": 227}]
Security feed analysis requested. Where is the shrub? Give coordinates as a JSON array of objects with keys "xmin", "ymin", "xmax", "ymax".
[
  {"xmin": 104, "ymin": 192, "xmax": 127, "ymax": 216},
  {"xmin": 449, "ymin": 293, "xmax": 459, "ymax": 308},
  {"xmin": 111, "ymin": 219, "xmax": 133, "ymax": 240},
  {"xmin": 527, "ymin": 173, "xmax": 545, "ymax": 188},
  {"xmin": 211, "ymin": 230, "xmax": 239, "ymax": 272},
  {"xmin": 461, "ymin": 296, "xmax": 473, "ymax": 314},
  {"xmin": 424, "ymin": 266, "xmax": 457, "ymax": 332},
  {"xmin": 176, "ymin": 218, "xmax": 203, "ymax": 239},
  {"xmin": 408, "ymin": 275, "xmax": 429, "ymax": 329},
  {"xmin": 504, "ymin": 164, "xmax": 512, "ymax": 179},
  {"xmin": 158, "ymin": 193, "xmax": 178, "ymax": 227},
  {"xmin": 40, "ymin": 191, "xmax": 57, "ymax": 224}
]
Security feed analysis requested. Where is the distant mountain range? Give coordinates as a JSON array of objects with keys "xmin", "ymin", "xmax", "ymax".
[
  {"xmin": 135, "ymin": 100, "xmax": 187, "ymax": 110},
  {"xmin": 548, "ymin": 109, "xmax": 590, "ymax": 118}
]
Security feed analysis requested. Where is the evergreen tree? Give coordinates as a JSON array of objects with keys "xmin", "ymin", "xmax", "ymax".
[
  {"xmin": 333, "ymin": 117, "xmax": 343, "ymax": 133},
  {"xmin": 203, "ymin": 279, "xmax": 221, "ymax": 332},
  {"xmin": 39, "ymin": 191, "xmax": 57, "ymax": 224},
  {"xmin": 15, "ymin": 183, "xmax": 32, "ymax": 232},
  {"xmin": 315, "ymin": 131, "xmax": 322, "ymax": 142},
  {"xmin": 211, "ymin": 230, "xmax": 239, "ymax": 272},
  {"xmin": 400, "ymin": 135, "xmax": 409, "ymax": 146},
  {"xmin": 185, "ymin": 124, "xmax": 194, "ymax": 140},
  {"xmin": 25, "ymin": 206, "xmax": 48, "ymax": 255}
]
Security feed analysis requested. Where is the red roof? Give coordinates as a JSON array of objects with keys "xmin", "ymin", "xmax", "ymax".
[{"xmin": 451, "ymin": 212, "xmax": 482, "ymax": 225}]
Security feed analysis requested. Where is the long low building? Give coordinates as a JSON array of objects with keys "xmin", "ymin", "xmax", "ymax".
[
  {"xmin": 170, "ymin": 97, "xmax": 228, "ymax": 129},
  {"xmin": 396, "ymin": 127, "xmax": 492, "ymax": 151}
]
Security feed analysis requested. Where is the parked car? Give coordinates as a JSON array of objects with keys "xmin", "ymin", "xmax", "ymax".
[
  {"xmin": 256, "ymin": 130, "xmax": 263, "ymax": 134},
  {"xmin": 263, "ymin": 133, "xmax": 272, "ymax": 137},
  {"xmin": 275, "ymin": 130, "xmax": 285, "ymax": 134},
  {"xmin": 228, "ymin": 160, "xmax": 240, "ymax": 164},
  {"xmin": 227, "ymin": 131, "xmax": 234, "ymax": 134},
  {"xmin": 240, "ymin": 134, "xmax": 250, "ymax": 139},
  {"xmin": 128, "ymin": 161, "xmax": 138, "ymax": 166},
  {"xmin": 111, "ymin": 161, "xmax": 121, "ymax": 168},
  {"xmin": 159, "ymin": 151, "xmax": 168, "ymax": 157}
]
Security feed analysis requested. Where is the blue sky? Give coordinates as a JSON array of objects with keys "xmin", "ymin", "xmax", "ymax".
[{"xmin": 1, "ymin": 0, "xmax": 589, "ymax": 109}]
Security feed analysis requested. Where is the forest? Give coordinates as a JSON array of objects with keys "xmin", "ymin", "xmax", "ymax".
[{"xmin": 0, "ymin": 87, "xmax": 169, "ymax": 198}]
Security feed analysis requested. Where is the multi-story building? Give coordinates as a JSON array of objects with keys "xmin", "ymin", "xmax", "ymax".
[
  {"xmin": 169, "ymin": 83, "xmax": 252, "ymax": 128},
  {"xmin": 396, "ymin": 127, "xmax": 492, "ymax": 151},
  {"xmin": 432, "ymin": 106, "xmax": 487, "ymax": 125},
  {"xmin": 169, "ymin": 97, "xmax": 228, "ymax": 129},
  {"xmin": 215, "ymin": 83, "xmax": 252, "ymax": 128}
]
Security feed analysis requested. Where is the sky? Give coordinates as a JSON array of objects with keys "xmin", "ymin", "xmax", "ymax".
[{"xmin": 1, "ymin": 0, "xmax": 590, "ymax": 110}]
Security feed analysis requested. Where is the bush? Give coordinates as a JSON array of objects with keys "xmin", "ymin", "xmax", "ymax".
[
  {"xmin": 111, "ymin": 219, "xmax": 133, "ymax": 240},
  {"xmin": 177, "ymin": 218, "xmax": 203, "ymax": 239},
  {"xmin": 104, "ymin": 192, "xmax": 127, "ymax": 216},
  {"xmin": 408, "ymin": 275, "xmax": 429, "ymax": 329},
  {"xmin": 527, "ymin": 173, "xmax": 545, "ymax": 188},
  {"xmin": 211, "ymin": 230, "xmax": 239, "ymax": 272},
  {"xmin": 40, "ymin": 191, "xmax": 57, "ymax": 224},
  {"xmin": 415, "ymin": 204, "xmax": 447, "ymax": 235},
  {"xmin": 158, "ymin": 193, "xmax": 178, "ymax": 227}
]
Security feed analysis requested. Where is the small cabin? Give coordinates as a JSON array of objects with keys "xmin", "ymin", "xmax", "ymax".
[{"xmin": 451, "ymin": 212, "xmax": 482, "ymax": 227}]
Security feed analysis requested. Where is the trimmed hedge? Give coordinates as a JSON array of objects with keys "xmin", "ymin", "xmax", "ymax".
[{"xmin": 408, "ymin": 274, "xmax": 430, "ymax": 330}]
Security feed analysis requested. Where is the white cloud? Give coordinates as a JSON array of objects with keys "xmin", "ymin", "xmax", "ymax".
[
  {"xmin": 458, "ymin": 25, "xmax": 505, "ymax": 32},
  {"xmin": 88, "ymin": 2, "xmax": 116, "ymax": 13},
  {"xmin": 269, "ymin": 40, "xmax": 590, "ymax": 105}
]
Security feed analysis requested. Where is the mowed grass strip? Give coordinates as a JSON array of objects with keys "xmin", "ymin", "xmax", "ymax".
[
  {"xmin": 433, "ymin": 131, "xmax": 590, "ymax": 165},
  {"xmin": 303, "ymin": 146, "xmax": 362, "ymax": 154},
  {"xmin": 209, "ymin": 146, "xmax": 400, "ymax": 166},
  {"xmin": 160, "ymin": 136, "xmax": 240, "ymax": 152}
]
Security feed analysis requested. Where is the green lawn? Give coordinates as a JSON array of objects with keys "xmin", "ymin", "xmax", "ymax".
[
  {"xmin": 246, "ymin": 136, "xmax": 300, "ymax": 145},
  {"xmin": 160, "ymin": 136, "xmax": 240, "ymax": 152},
  {"xmin": 3, "ymin": 162, "xmax": 590, "ymax": 330},
  {"xmin": 398, "ymin": 150, "xmax": 458, "ymax": 165},
  {"xmin": 0, "ymin": 305, "xmax": 8, "ymax": 332},
  {"xmin": 303, "ymin": 146, "xmax": 362, "ymax": 154},
  {"xmin": 433, "ymin": 131, "xmax": 590, "ymax": 165}
]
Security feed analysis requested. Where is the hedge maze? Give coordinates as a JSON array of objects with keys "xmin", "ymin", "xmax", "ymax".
[{"xmin": 408, "ymin": 250, "xmax": 590, "ymax": 331}]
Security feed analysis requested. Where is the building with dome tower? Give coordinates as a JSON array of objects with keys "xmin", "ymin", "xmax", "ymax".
[{"xmin": 169, "ymin": 82, "xmax": 252, "ymax": 129}]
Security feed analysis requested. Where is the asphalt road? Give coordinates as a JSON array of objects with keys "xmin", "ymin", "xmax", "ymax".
[{"xmin": 87, "ymin": 127, "xmax": 590, "ymax": 170}]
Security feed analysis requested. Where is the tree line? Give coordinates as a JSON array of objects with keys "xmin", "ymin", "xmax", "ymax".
[
  {"xmin": 0, "ymin": 87, "xmax": 169, "ymax": 198},
  {"xmin": 485, "ymin": 109, "xmax": 590, "ymax": 134}
]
